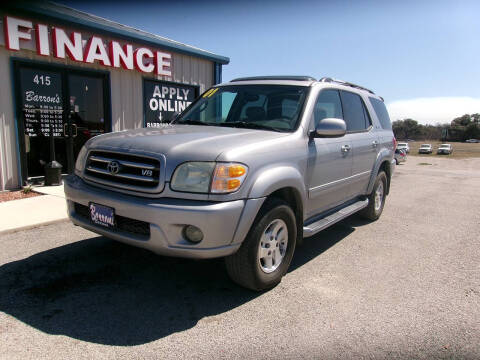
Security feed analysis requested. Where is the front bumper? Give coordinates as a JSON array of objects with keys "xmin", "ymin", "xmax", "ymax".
[{"xmin": 64, "ymin": 175, "xmax": 265, "ymax": 259}]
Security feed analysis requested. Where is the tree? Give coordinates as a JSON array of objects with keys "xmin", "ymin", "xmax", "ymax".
[
  {"xmin": 464, "ymin": 123, "xmax": 480, "ymax": 140},
  {"xmin": 472, "ymin": 113, "xmax": 480, "ymax": 124},
  {"xmin": 451, "ymin": 114, "xmax": 472, "ymax": 127},
  {"xmin": 392, "ymin": 119, "xmax": 421, "ymax": 139}
]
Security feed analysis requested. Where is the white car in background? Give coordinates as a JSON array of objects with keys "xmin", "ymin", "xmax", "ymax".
[
  {"xmin": 396, "ymin": 142, "xmax": 410, "ymax": 153},
  {"xmin": 437, "ymin": 144, "xmax": 453, "ymax": 155},
  {"xmin": 418, "ymin": 144, "xmax": 433, "ymax": 154}
]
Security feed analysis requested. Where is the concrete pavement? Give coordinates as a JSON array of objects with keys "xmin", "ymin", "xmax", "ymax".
[
  {"xmin": 0, "ymin": 184, "xmax": 67, "ymax": 235},
  {"xmin": 0, "ymin": 157, "xmax": 479, "ymax": 359}
]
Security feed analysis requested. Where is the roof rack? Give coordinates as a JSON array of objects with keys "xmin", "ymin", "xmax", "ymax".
[
  {"xmin": 230, "ymin": 76, "xmax": 316, "ymax": 82},
  {"xmin": 319, "ymin": 77, "xmax": 375, "ymax": 95}
]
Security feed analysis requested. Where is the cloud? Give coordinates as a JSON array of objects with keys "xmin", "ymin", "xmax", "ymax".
[{"xmin": 386, "ymin": 97, "xmax": 480, "ymax": 125}]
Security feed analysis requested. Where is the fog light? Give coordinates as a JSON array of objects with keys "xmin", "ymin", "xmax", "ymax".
[{"xmin": 183, "ymin": 225, "xmax": 203, "ymax": 243}]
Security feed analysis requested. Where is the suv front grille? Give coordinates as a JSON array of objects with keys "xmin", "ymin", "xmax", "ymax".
[
  {"xmin": 74, "ymin": 203, "xmax": 150, "ymax": 238},
  {"xmin": 84, "ymin": 151, "xmax": 160, "ymax": 190}
]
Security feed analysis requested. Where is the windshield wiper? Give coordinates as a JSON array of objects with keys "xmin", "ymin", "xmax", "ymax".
[{"xmin": 219, "ymin": 121, "xmax": 285, "ymax": 132}]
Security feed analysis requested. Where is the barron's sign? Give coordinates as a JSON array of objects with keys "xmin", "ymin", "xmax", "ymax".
[{"xmin": 3, "ymin": 16, "xmax": 172, "ymax": 77}]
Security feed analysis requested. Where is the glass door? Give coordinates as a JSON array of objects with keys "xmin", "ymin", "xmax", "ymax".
[
  {"xmin": 15, "ymin": 61, "xmax": 110, "ymax": 183},
  {"xmin": 65, "ymin": 74, "xmax": 107, "ymax": 174},
  {"xmin": 18, "ymin": 67, "xmax": 64, "ymax": 178}
]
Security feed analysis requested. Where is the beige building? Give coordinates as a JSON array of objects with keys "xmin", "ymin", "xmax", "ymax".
[{"xmin": 0, "ymin": 2, "xmax": 229, "ymax": 190}]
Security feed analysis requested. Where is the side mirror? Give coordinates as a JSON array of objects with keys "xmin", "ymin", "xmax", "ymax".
[{"xmin": 312, "ymin": 118, "xmax": 346, "ymax": 138}]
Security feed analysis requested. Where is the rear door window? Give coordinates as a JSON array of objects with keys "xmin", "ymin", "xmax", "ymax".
[{"xmin": 340, "ymin": 91, "xmax": 371, "ymax": 132}]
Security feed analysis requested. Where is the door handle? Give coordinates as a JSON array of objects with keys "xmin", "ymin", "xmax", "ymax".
[
  {"xmin": 63, "ymin": 123, "xmax": 78, "ymax": 137},
  {"xmin": 372, "ymin": 140, "xmax": 379, "ymax": 147},
  {"xmin": 341, "ymin": 144, "xmax": 351, "ymax": 153}
]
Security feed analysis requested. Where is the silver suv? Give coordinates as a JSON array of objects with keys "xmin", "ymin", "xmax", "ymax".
[{"xmin": 65, "ymin": 76, "xmax": 395, "ymax": 291}]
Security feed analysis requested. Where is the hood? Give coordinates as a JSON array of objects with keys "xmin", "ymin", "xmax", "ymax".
[{"xmin": 87, "ymin": 124, "xmax": 289, "ymax": 163}]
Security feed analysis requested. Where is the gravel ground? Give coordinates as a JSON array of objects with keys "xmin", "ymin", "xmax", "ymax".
[
  {"xmin": 0, "ymin": 190, "xmax": 41, "ymax": 202},
  {"xmin": 0, "ymin": 156, "xmax": 479, "ymax": 359}
]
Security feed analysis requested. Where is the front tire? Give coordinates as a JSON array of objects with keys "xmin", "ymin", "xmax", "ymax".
[
  {"xmin": 359, "ymin": 171, "xmax": 387, "ymax": 221},
  {"xmin": 225, "ymin": 199, "xmax": 297, "ymax": 291}
]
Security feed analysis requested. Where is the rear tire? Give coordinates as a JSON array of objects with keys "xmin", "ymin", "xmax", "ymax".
[
  {"xmin": 359, "ymin": 171, "xmax": 387, "ymax": 221},
  {"xmin": 225, "ymin": 199, "xmax": 297, "ymax": 291}
]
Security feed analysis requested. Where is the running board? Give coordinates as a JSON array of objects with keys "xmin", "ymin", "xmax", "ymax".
[{"xmin": 303, "ymin": 199, "xmax": 369, "ymax": 237}]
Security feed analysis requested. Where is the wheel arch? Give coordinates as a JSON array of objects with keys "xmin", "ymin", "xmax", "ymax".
[
  {"xmin": 241, "ymin": 166, "xmax": 306, "ymax": 243},
  {"xmin": 367, "ymin": 154, "xmax": 393, "ymax": 195},
  {"xmin": 264, "ymin": 186, "xmax": 304, "ymax": 241}
]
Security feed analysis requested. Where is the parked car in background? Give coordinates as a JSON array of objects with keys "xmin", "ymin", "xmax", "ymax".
[
  {"xmin": 418, "ymin": 144, "xmax": 433, "ymax": 154},
  {"xmin": 437, "ymin": 144, "xmax": 453, "ymax": 155},
  {"xmin": 465, "ymin": 139, "xmax": 479, "ymax": 143},
  {"xmin": 395, "ymin": 148, "xmax": 407, "ymax": 164},
  {"xmin": 396, "ymin": 142, "xmax": 410, "ymax": 153}
]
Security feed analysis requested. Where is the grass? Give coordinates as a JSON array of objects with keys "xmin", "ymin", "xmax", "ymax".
[
  {"xmin": 22, "ymin": 185, "xmax": 33, "ymax": 194},
  {"xmin": 402, "ymin": 141, "xmax": 480, "ymax": 159}
]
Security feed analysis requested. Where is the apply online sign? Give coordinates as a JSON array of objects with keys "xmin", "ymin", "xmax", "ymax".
[
  {"xmin": 3, "ymin": 16, "xmax": 172, "ymax": 77},
  {"xmin": 144, "ymin": 79, "xmax": 197, "ymax": 127}
]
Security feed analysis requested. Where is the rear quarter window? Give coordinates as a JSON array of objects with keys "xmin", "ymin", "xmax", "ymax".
[{"xmin": 369, "ymin": 97, "xmax": 392, "ymax": 130}]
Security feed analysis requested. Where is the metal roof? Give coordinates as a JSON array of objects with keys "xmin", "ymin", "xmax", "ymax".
[{"xmin": 3, "ymin": 1, "xmax": 230, "ymax": 65}]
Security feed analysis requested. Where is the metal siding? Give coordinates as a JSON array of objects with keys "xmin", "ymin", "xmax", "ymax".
[
  {"xmin": 0, "ymin": 47, "xmax": 19, "ymax": 190},
  {"xmin": 171, "ymin": 53, "xmax": 212, "ymax": 94},
  {"xmin": 0, "ymin": 21, "xmax": 216, "ymax": 189}
]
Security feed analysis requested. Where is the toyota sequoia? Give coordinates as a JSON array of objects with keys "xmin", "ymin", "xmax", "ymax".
[{"xmin": 65, "ymin": 76, "xmax": 396, "ymax": 291}]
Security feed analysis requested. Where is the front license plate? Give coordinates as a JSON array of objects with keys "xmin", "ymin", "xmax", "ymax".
[{"xmin": 89, "ymin": 202, "xmax": 115, "ymax": 228}]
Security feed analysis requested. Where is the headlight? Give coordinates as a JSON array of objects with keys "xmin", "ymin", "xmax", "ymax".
[
  {"xmin": 74, "ymin": 146, "xmax": 88, "ymax": 176},
  {"xmin": 171, "ymin": 162, "xmax": 216, "ymax": 193},
  {"xmin": 170, "ymin": 162, "xmax": 248, "ymax": 194}
]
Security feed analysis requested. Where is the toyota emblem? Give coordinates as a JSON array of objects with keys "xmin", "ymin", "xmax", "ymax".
[{"xmin": 107, "ymin": 161, "xmax": 120, "ymax": 175}]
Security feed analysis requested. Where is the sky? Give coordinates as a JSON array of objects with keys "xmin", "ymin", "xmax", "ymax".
[{"xmin": 59, "ymin": 0, "xmax": 480, "ymax": 125}]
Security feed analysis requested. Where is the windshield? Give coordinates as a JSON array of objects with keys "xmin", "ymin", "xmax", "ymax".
[
  {"xmin": 421, "ymin": 145, "xmax": 430, "ymax": 148},
  {"xmin": 397, "ymin": 143, "xmax": 407, "ymax": 146},
  {"xmin": 174, "ymin": 85, "xmax": 309, "ymax": 132}
]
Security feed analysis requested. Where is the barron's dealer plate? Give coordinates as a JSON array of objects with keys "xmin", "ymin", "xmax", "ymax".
[{"xmin": 89, "ymin": 202, "xmax": 115, "ymax": 228}]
